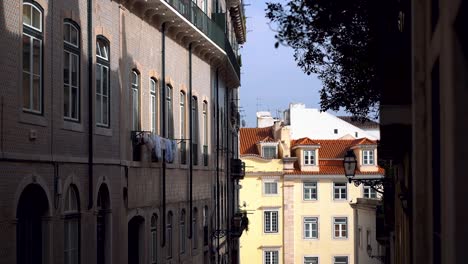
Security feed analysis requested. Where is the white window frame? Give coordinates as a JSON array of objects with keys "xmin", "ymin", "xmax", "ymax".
[
  {"xmin": 23, "ymin": 3, "xmax": 42, "ymax": 31},
  {"xmin": 333, "ymin": 217, "xmax": 348, "ymax": 239},
  {"xmin": 263, "ymin": 180, "xmax": 278, "ymax": 195},
  {"xmin": 303, "ymin": 217, "xmax": 319, "ymax": 239},
  {"xmin": 303, "ymin": 150, "xmax": 315, "ymax": 165},
  {"xmin": 303, "ymin": 182, "xmax": 317, "ymax": 200},
  {"xmin": 333, "ymin": 256, "xmax": 349, "ymax": 264},
  {"xmin": 22, "ymin": 32, "xmax": 43, "ymax": 113},
  {"xmin": 262, "ymin": 145, "xmax": 277, "ymax": 159},
  {"xmin": 333, "ymin": 182, "xmax": 347, "ymax": 200},
  {"xmin": 180, "ymin": 91, "xmax": 186, "ymax": 138},
  {"xmin": 95, "ymin": 37, "xmax": 110, "ymax": 127},
  {"xmin": 304, "ymin": 256, "xmax": 319, "ymax": 264},
  {"xmin": 363, "ymin": 184, "xmax": 377, "ymax": 199},
  {"xmin": 263, "ymin": 250, "xmax": 279, "ymax": 264},
  {"xmin": 64, "ymin": 186, "xmax": 80, "ymax": 264},
  {"xmin": 131, "ymin": 70, "xmax": 139, "ymax": 131},
  {"xmin": 150, "ymin": 78, "xmax": 157, "ymax": 133},
  {"xmin": 264, "ymin": 210, "xmax": 279, "ymax": 233},
  {"xmin": 63, "ymin": 22, "xmax": 80, "ymax": 121},
  {"xmin": 362, "ymin": 149, "xmax": 375, "ymax": 165}
]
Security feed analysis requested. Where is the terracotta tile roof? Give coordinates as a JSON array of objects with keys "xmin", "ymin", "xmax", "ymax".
[
  {"xmin": 291, "ymin": 137, "xmax": 320, "ymax": 147},
  {"xmin": 284, "ymin": 166, "xmax": 385, "ymax": 175},
  {"xmin": 338, "ymin": 116, "xmax": 380, "ymax": 129},
  {"xmin": 239, "ymin": 126, "xmax": 274, "ymax": 155}
]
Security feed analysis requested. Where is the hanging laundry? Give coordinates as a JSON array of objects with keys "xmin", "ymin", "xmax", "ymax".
[
  {"xmin": 152, "ymin": 134, "xmax": 162, "ymax": 160},
  {"xmin": 164, "ymin": 138, "xmax": 173, "ymax": 163},
  {"xmin": 171, "ymin": 140, "xmax": 177, "ymax": 163},
  {"xmin": 143, "ymin": 133, "xmax": 154, "ymax": 151}
]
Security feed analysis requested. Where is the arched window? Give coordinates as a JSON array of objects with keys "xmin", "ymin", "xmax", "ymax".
[
  {"xmin": 202, "ymin": 101, "xmax": 208, "ymax": 166},
  {"xmin": 151, "ymin": 214, "xmax": 158, "ymax": 264},
  {"xmin": 191, "ymin": 96, "xmax": 199, "ymax": 165},
  {"xmin": 192, "ymin": 207, "xmax": 198, "ymax": 250},
  {"xmin": 22, "ymin": 1, "xmax": 43, "ymax": 113},
  {"xmin": 131, "ymin": 70, "xmax": 140, "ymax": 131},
  {"xmin": 150, "ymin": 78, "xmax": 158, "ymax": 133},
  {"xmin": 96, "ymin": 37, "xmax": 110, "ymax": 127},
  {"xmin": 63, "ymin": 21, "xmax": 80, "ymax": 121},
  {"xmin": 165, "ymin": 85, "xmax": 174, "ymax": 138},
  {"xmin": 64, "ymin": 185, "xmax": 80, "ymax": 264},
  {"xmin": 167, "ymin": 211, "xmax": 173, "ymax": 259},
  {"xmin": 180, "ymin": 209, "xmax": 186, "ymax": 254},
  {"xmin": 180, "ymin": 92, "xmax": 187, "ymax": 164}
]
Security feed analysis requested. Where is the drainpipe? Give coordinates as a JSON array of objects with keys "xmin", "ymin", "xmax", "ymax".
[
  {"xmin": 225, "ymin": 87, "xmax": 230, "ymax": 254},
  {"xmin": 87, "ymin": 0, "xmax": 94, "ymax": 210},
  {"xmin": 215, "ymin": 69, "xmax": 220, "ymax": 263},
  {"xmin": 161, "ymin": 22, "xmax": 167, "ymax": 247},
  {"xmin": 189, "ymin": 43, "xmax": 193, "ymax": 239}
]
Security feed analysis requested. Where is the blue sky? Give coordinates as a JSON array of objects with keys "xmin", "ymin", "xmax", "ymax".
[{"xmin": 239, "ymin": 0, "xmax": 324, "ymax": 127}]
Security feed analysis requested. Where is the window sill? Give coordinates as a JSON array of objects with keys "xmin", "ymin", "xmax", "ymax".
[
  {"xmin": 95, "ymin": 126, "xmax": 112, "ymax": 137},
  {"xmin": 302, "ymin": 199, "xmax": 319, "ymax": 202},
  {"xmin": 62, "ymin": 120, "xmax": 84, "ymax": 132},
  {"xmin": 19, "ymin": 111, "xmax": 48, "ymax": 127}
]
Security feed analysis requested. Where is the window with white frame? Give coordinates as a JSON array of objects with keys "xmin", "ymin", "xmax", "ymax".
[
  {"xmin": 150, "ymin": 78, "xmax": 158, "ymax": 133},
  {"xmin": 333, "ymin": 256, "xmax": 348, "ymax": 264},
  {"xmin": 333, "ymin": 182, "xmax": 347, "ymax": 200},
  {"xmin": 362, "ymin": 149, "xmax": 375, "ymax": 165},
  {"xmin": 364, "ymin": 184, "xmax": 377, "ymax": 199},
  {"xmin": 180, "ymin": 92, "xmax": 187, "ymax": 164},
  {"xmin": 131, "ymin": 70, "xmax": 140, "ymax": 131},
  {"xmin": 264, "ymin": 210, "xmax": 278, "ymax": 233},
  {"xmin": 191, "ymin": 96, "xmax": 199, "ymax": 165},
  {"xmin": 303, "ymin": 182, "xmax": 317, "ymax": 200},
  {"xmin": 264, "ymin": 250, "xmax": 279, "ymax": 264},
  {"xmin": 202, "ymin": 101, "xmax": 208, "ymax": 166},
  {"xmin": 64, "ymin": 185, "xmax": 80, "ymax": 264},
  {"xmin": 304, "ymin": 256, "xmax": 318, "ymax": 264},
  {"xmin": 63, "ymin": 21, "xmax": 80, "ymax": 121},
  {"xmin": 303, "ymin": 150, "xmax": 315, "ymax": 165},
  {"xmin": 151, "ymin": 214, "xmax": 157, "ymax": 264},
  {"xmin": 262, "ymin": 145, "xmax": 277, "ymax": 159},
  {"xmin": 95, "ymin": 37, "xmax": 110, "ymax": 127},
  {"xmin": 333, "ymin": 217, "xmax": 348, "ymax": 239},
  {"xmin": 264, "ymin": 180, "xmax": 278, "ymax": 195},
  {"xmin": 303, "ymin": 217, "xmax": 318, "ymax": 239},
  {"xmin": 23, "ymin": 2, "xmax": 43, "ymax": 113},
  {"xmin": 165, "ymin": 85, "xmax": 174, "ymax": 138}
]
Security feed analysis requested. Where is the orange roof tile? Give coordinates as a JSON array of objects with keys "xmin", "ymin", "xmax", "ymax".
[
  {"xmin": 290, "ymin": 138, "xmax": 378, "ymax": 159},
  {"xmin": 240, "ymin": 126, "xmax": 274, "ymax": 155},
  {"xmin": 291, "ymin": 137, "xmax": 320, "ymax": 147}
]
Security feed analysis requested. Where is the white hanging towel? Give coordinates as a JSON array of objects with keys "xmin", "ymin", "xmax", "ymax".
[{"xmin": 152, "ymin": 134, "xmax": 162, "ymax": 160}]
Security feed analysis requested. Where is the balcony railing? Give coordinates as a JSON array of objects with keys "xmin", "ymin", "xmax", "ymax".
[{"xmin": 164, "ymin": 0, "xmax": 240, "ymax": 79}]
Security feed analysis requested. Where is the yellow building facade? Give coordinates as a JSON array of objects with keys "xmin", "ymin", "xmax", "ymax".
[{"xmin": 239, "ymin": 126, "xmax": 383, "ymax": 264}]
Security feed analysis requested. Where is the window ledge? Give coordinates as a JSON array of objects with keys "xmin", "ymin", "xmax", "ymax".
[
  {"xmin": 95, "ymin": 126, "xmax": 112, "ymax": 137},
  {"xmin": 62, "ymin": 120, "xmax": 84, "ymax": 132},
  {"xmin": 19, "ymin": 111, "xmax": 48, "ymax": 127}
]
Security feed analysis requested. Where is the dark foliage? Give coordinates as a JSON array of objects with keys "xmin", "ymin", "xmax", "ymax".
[{"xmin": 266, "ymin": 0, "xmax": 381, "ymax": 119}]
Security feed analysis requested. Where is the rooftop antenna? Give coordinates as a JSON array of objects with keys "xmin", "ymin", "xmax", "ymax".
[{"xmin": 256, "ymin": 97, "xmax": 262, "ymax": 112}]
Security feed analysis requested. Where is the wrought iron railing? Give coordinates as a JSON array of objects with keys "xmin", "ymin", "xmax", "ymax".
[{"xmin": 164, "ymin": 0, "xmax": 240, "ymax": 79}]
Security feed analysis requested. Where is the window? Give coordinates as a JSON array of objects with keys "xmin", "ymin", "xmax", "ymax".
[
  {"xmin": 192, "ymin": 207, "xmax": 198, "ymax": 249},
  {"xmin": 150, "ymin": 78, "xmax": 158, "ymax": 133},
  {"xmin": 63, "ymin": 21, "xmax": 80, "ymax": 121},
  {"xmin": 165, "ymin": 85, "xmax": 173, "ymax": 138},
  {"xmin": 151, "ymin": 214, "xmax": 157, "ymax": 264},
  {"xmin": 203, "ymin": 206, "xmax": 208, "ymax": 245},
  {"xmin": 303, "ymin": 182, "xmax": 317, "ymax": 200},
  {"xmin": 167, "ymin": 212, "xmax": 173, "ymax": 259},
  {"xmin": 264, "ymin": 211, "xmax": 278, "ymax": 233},
  {"xmin": 358, "ymin": 227, "xmax": 362, "ymax": 249},
  {"xmin": 264, "ymin": 180, "xmax": 278, "ymax": 195},
  {"xmin": 367, "ymin": 230, "xmax": 371, "ymax": 248},
  {"xmin": 202, "ymin": 101, "xmax": 208, "ymax": 166},
  {"xmin": 333, "ymin": 217, "xmax": 348, "ymax": 239},
  {"xmin": 180, "ymin": 92, "xmax": 187, "ymax": 164},
  {"xmin": 304, "ymin": 257, "xmax": 319, "ymax": 264},
  {"xmin": 303, "ymin": 150, "xmax": 315, "ymax": 165},
  {"xmin": 23, "ymin": 2, "xmax": 43, "ymax": 113},
  {"xmin": 262, "ymin": 146, "xmax": 277, "ymax": 159},
  {"xmin": 264, "ymin": 250, "xmax": 279, "ymax": 264},
  {"xmin": 334, "ymin": 129, "xmax": 338, "ymax": 134},
  {"xmin": 191, "ymin": 97, "xmax": 199, "ymax": 165},
  {"xmin": 180, "ymin": 210, "xmax": 186, "ymax": 254},
  {"xmin": 95, "ymin": 37, "xmax": 110, "ymax": 127},
  {"xmin": 64, "ymin": 185, "xmax": 80, "ymax": 264},
  {"xmin": 131, "ymin": 70, "xmax": 140, "ymax": 130},
  {"xmin": 362, "ymin": 150, "xmax": 375, "ymax": 165},
  {"xmin": 333, "ymin": 256, "xmax": 348, "ymax": 264},
  {"xmin": 333, "ymin": 183, "xmax": 347, "ymax": 200},
  {"xmin": 303, "ymin": 217, "xmax": 318, "ymax": 239},
  {"xmin": 364, "ymin": 184, "xmax": 377, "ymax": 199}
]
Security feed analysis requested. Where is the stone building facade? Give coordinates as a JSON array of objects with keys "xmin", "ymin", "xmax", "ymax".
[{"xmin": 0, "ymin": 0, "xmax": 246, "ymax": 263}]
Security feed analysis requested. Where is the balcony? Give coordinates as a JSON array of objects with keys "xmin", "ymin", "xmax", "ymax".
[{"xmin": 125, "ymin": 0, "xmax": 241, "ymax": 86}]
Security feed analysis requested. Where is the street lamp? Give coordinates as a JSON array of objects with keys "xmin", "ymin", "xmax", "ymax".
[{"xmin": 343, "ymin": 150, "xmax": 385, "ymax": 193}]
